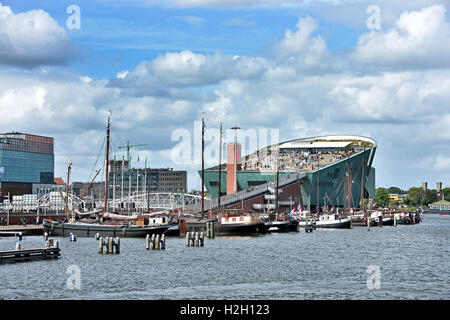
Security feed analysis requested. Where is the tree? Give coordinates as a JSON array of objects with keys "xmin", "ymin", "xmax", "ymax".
[
  {"xmin": 375, "ymin": 188, "xmax": 389, "ymax": 207},
  {"xmin": 406, "ymin": 187, "xmax": 422, "ymax": 207},
  {"xmin": 441, "ymin": 188, "xmax": 450, "ymax": 201},
  {"xmin": 387, "ymin": 186, "xmax": 404, "ymax": 194},
  {"xmin": 424, "ymin": 190, "xmax": 437, "ymax": 206}
]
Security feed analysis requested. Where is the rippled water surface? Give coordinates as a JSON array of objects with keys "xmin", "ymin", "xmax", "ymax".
[{"xmin": 1, "ymin": 214, "xmax": 449, "ymax": 300}]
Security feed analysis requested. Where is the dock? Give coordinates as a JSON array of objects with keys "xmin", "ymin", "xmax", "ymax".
[
  {"xmin": 0, "ymin": 246, "xmax": 61, "ymax": 264},
  {"xmin": 0, "ymin": 224, "xmax": 44, "ymax": 236}
]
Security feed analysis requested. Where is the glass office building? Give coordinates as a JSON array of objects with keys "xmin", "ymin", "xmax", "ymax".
[{"xmin": 0, "ymin": 133, "xmax": 54, "ymax": 197}]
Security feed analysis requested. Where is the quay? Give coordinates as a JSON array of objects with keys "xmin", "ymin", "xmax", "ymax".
[
  {"xmin": 0, "ymin": 224, "xmax": 44, "ymax": 236},
  {"xmin": 0, "ymin": 242, "xmax": 60, "ymax": 264}
]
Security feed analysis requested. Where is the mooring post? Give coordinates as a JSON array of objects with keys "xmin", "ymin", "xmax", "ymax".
[
  {"xmin": 367, "ymin": 218, "xmax": 371, "ymax": 231},
  {"xmin": 151, "ymin": 234, "xmax": 156, "ymax": 250},
  {"xmin": 206, "ymin": 222, "xmax": 210, "ymax": 238},
  {"xmin": 194, "ymin": 232, "xmax": 199, "ymax": 247},
  {"xmin": 379, "ymin": 216, "xmax": 383, "ymax": 227},
  {"xmin": 43, "ymin": 232, "xmax": 48, "ymax": 241},
  {"xmin": 155, "ymin": 234, "xmax": 160, "ymax": 250},
  {"xmin": 186, "ymin": 232, "xmax": 190, "ymax": 247},
  {"xmin": 146, "ymin": 234, "xmax": 150, "ymax": 250},
  {"xmin": 115, "ymin": 237, "xmax": 120, "ymax": 254},
  {"xmin": 108, "ymin": 237, "xmax": 114, "ymax": 254},
  {"xmin": 160, "ymin": 234, "xmax": 165, "ymax": 250},
  {"xmin": 412, "ymin": 214, "xmax": 416, "ymax": 224},
  {"xmin": 54, "ymin": 240, "xmax": 59, "ymax": 249},
  {"xmin": 16, "ymin": 242, "xmax": 21, "ymax": 250},
  {"xmin": 200, "ymin": 232, "xmax": 204, "ymax": 246},
  {"xmin": 99, "ymin": 237, "xmax": 104, "ymax": 253},
  {"xmin": 95, "ymin": 233, "xmax": 100, "ymax": 240},
  {"xmin": 394, "ymin": 216, "xmax": 397, "ymax": 227}
]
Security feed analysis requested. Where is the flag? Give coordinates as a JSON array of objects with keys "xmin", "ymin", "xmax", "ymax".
[
  {"xmin": 296, "ymin": 204, "xmax": 301, "ymax": 212},
  {"xmin": 289, "ymin": 207, "xmax": 295, "ymax": 218}
]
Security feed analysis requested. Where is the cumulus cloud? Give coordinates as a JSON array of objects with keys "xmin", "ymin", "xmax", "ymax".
[
  {"xmin": 353, "ymin": 5, "xmax": 450, "ymax": 69},
  {"xmin": 2, "ymin": 4, "xmax": 450, "ymax": 188},
  {"xmin": 109, "ymin": 50, "xmax": 268, "ymax": 89},
  {"xmin": 275, "ymin": 16, "xmax": 331, "ymax": 72},
  {"xmin": 0, "ymin": 4, "xmax": 75, "ymax": 68}
]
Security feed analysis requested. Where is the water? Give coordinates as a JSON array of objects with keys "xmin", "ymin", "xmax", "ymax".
[{"xmin": 1, "ymin": 214, "xmax": 449, "ymax": 300}]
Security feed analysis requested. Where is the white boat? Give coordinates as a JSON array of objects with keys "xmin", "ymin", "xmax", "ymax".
[{"xmin": 315, "ymin": 214, "xmax": 352, "ymax": 229}]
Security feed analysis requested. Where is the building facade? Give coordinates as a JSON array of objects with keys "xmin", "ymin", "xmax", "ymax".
[
  {"xmin": 200, "ymin": 135, "xmax": 377, "ymax": 211},
  {"xmin": 0, "ymin": 133, "xmax": 54, "ymax": 198}
]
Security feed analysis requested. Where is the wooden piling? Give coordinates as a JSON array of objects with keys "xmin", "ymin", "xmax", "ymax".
[
  {"xmin": 367, "ymin": 218, "xmax": 370, "ymax": 231},
  {"xmin": 186, "ymin": 232, "xmax": 190, "ymax": 247},
  {"xmin": 98, "ymin": 237, "xmax": 104, "ymax": 253},
  {"xmin": 146, "ymin": 234, "xmax": 150, "ymax": 250},
  {"xmin": 151, "ymin": 234, "xmax": 156, "ymax": 250},
  {"xmin": 115, "ymin": 237, "xmax": 120, "ymax": 254},
  {"xmin": 200, "ymin": 232, "xmax": 204, "ymax": 246},
  {"xmin": 16, "ymin": 242, "xmax": 21, "ymax": 250},
  {"xmin": 194, "ymin": 232, "xmax": 199, "ymax": 247},
  {"xmin": 160, "ymin": 234, "xmax": 165, "ymax": 250},
  {"xmin": 394, "ymin": 216, "xmax": 397, "ymax": 227},
  {"xmin": 155, "ymin": 234, "xmax": 160, "ymax": 250},
  {"xmin": 108, "ymin": 237, "xmax": 114, "ymax": 254}
]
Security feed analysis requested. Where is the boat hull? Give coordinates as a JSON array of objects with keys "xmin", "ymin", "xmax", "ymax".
[
  {"xmin": 43, "ymin": 220, "xmax": 169, "ymax": 238},
  {"xmin": 316, "ymin": 219, "xmax": 352, "ymax": 229},
  {"xmin": 216, "ymin": 222, "xmax": 266, "ymax": 235}
]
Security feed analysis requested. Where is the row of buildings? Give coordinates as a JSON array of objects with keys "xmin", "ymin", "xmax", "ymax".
[{"xmin": 0, "ymin": 132, "xmax": 187, "ymax": 202}]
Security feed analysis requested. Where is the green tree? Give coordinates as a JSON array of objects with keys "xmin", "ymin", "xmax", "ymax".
[
  {"xmin": 375, "ymin": 188, "xmax": 389, "ymax": 207},
  {"xmin": 442, "ymin": 188, "xmax": 450, "ymax": 201},
  {"xmin": 387, "ymin": 186, "xmax": 404, "ymax": 194},
  {"xmin": 424, "ymin": 190, "xmax": 437, "ymax": 206},
  {"xmin": 406, "ymin": 187, "xmax": 422, "ymax": 207}
]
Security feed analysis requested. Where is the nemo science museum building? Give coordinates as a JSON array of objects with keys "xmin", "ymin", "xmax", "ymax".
[{"xmin": 199, "ymin": 135, "xmax": 377, "ymax": 213}]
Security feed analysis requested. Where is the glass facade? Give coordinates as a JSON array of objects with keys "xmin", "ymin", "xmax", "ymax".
[{"xmin": 0, "ymin": 133, "xmax": 54, "ymax": 184}]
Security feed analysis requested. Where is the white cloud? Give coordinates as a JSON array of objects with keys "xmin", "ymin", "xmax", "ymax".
[
  {"xmin": 353, "ymin": 5, "xmax": 450, "ymax": 69},
  {"xmin": 110, "ymin": 50, "xmax": 267, "ymax": 88},
  {"xmin": 275, "ymin": 16, "xmax": 330, "ymax": 72},
  {"xmin": 0, "ymin": 4, "xmax": 75, "ymax": 67}
]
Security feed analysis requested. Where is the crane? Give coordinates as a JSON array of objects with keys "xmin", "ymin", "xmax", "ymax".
[{"xmin": 118, "ymin": 140, "xmax": 149, "ymax": 167}]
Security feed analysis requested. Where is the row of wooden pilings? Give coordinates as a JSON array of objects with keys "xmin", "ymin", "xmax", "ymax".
[
  {"xmin": 186, "ymin": 232, "xmax": 205, "ymax": 247},
  {"xmin": 98, "ymin": 237, "xmax": 120, "ymax": 254},
  {"xmin": 305, "ymin": 219, "xmax": 315, "ymax": 233},
  {"xmin": 205, "ymin": 222, "xmax": 215, "ymax": 238},
  {"xmin": 146, "ymin": 234, "xmax": 166, "ymax": 250}
]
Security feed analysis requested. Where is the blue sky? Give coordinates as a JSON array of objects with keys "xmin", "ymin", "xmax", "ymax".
[{"xmin": 0, "ymin": 0, "xmax": 449, "ymax": 192}]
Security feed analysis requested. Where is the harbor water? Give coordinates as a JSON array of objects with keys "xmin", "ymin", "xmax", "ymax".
[{"xmin": 0, "ymin": 214, "xmax": 449, "ymax": 300}]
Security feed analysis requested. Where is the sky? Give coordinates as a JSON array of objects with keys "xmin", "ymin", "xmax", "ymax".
[{"xmin": 0, "ymin": 0, "xmax": 449, "ymax": 192}]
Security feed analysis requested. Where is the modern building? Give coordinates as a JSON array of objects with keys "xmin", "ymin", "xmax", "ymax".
[
  {"xmin": 0, "ymin": 132, "xmax": 54, "ymax": 199},
  {"xmin": 199, "ymin": 135, "xmax": 377, "ymax": 212},
  {"xmin": 70, "ymin": 161, "xmax": 187, "ymax": 201}
]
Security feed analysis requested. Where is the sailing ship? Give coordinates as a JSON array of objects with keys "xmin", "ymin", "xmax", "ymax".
[{"xmin": 43, "ymin": 116, "xmax": 170, "ymax": 238}]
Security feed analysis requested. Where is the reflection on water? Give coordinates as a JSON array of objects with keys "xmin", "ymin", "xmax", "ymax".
[{"xmin": 0, "ymin": 214, "xmax": 449, "ymax": 300}]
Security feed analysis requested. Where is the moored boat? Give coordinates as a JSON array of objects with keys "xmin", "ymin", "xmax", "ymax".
[
  {"xmin": 216, "ymin": 213, "xmax": 266, "ymax": 235},
  {"xmin": 43, "ymin": 219, "xmax": 169, "ymax": 238},
  {"xmin": 316, "ymin": 213, "xmax": 352, "ymax": 229}
]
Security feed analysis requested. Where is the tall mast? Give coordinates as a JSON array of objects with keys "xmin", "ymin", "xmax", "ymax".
[
  {"xmin": 104, "ymin": 116, "xmax": 111, "ymax": 213},
  {"xmin": 361, "ymin": 147, "xmax": 366, "ymax": 213},
  {"xmin": 317, "ymin": 154, "xmax": 320, "ymax": 214},
  {"xmin": 218, "ymin": 122, "xmax": 222, "ymax": 209},
  {"xmin": 347, "ymin": 155, "xmax": 351, "ymax": 212},
  {"xmin": 65, "ymin": 160, "xmax": 72, "ymax": 220},
  {"xmin": 201, "ymin": 113, "xmax": 205, "ymax": 215},
  {"xmin": 275, "ymin": 148, "xmax": 279, "ymax": 216}
]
